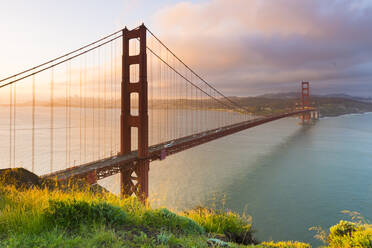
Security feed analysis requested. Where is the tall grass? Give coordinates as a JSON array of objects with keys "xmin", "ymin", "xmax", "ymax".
[
  {"xmin": 0, "ymin": 182, "xmax": 258, "ymax": 247},
  {"xmin": 2, "ymin": 170, "xmax": 372, "ymax": 247},
  {"xmin": 184, "ymin": 206, "xmax": 255, "ymax": 244},
  {"xmin": 0, "ymin": 184, "xmax": 145, "ymax": 235}
]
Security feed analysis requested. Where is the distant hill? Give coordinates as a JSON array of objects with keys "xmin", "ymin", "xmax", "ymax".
[
  {"xmin": 321, "ymin": 93, "xmax": 372, "ymax": 103},
  {"xmin": 229, "ymin": 94, "xmax": 372, "ymax": 117},
  {"xmin": 258, "ymin": 92, "xmax": 299, "ymax": 99},
  {"xmin": 257, "ymin": 92, "xmax": 372, "ymax": 103}
]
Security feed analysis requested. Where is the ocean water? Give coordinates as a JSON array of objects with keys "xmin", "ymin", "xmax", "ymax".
[{"xmin": 103, "ymin": 112, "xmax": 372, "ymax": 245}]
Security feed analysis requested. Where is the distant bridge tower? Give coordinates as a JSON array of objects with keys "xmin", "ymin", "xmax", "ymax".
[
  {"xmin": 300, "ymin": 81, "xmax": 319, "ymax": 123},
  {"xmin": 301, "ymin": 81, "xmax": 311, "ymax": 123},
  {"xmin": 301, "ymin": 81, "xmax": 310, "ymax": 109},
  {"xmin": 120, "ymin": 24, "xmax": 149, "ymax": 201}
]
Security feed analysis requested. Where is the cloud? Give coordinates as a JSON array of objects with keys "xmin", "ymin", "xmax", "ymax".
[{"xmin": 151, "ymin": 0, "xmax": 372, "ymax": 96}]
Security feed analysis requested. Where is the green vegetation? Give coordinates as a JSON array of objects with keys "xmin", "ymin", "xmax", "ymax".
[
  {"xmin": 184, "ymin": 207, "xmax": 255, "ymax": 244},
  {"xmin": 327, "ymin": 220, "xmax": 372, "ymax": 247},
  {"xmin": 0, "ymin": 168, "xmax": 372, "ymax": 247},
  {"xmin": 0, "ymin": 168, "xmax": 255, "ymax": 248}
]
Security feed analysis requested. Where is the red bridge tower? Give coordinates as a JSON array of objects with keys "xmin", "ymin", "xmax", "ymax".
[
  {"xmin": 301, "ymin": 81, "xmax": 310, "ymax": 109},
  {"xmin": 300, "ymin": 81, "xmax": 319, "ymax": 123},
  {"xmin": 120, "ymin": 25, "xmax": 149, "ymax": 201},
  {"xmin": 301, "ymin": 81, "xmax": 311, "ymax": 123}
]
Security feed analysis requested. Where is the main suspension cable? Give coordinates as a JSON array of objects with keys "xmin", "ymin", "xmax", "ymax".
[
  {"xmin": 0, "ymin": 35, "xmax": 123, "ymax": 89},
  {"xmin": 0, "ymin": 29, "xmax": 123, "ymax": 84}
]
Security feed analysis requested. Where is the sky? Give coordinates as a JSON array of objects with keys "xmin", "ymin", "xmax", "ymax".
[{"xmin": 1, "ymin": 0, "xmax": 372, "ymax": 97}]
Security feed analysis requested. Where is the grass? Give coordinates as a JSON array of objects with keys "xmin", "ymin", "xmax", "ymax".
[
  {"xmin": 0, "ymin": 169, "xmax": 257, "ymax": 247},
  {"xmin": 1, "ymin": 168, "xmax": 372, "ymax": 247},
  {"xmin": 0, "ymin": 183, "xmax": 211, "ymax": 247},
  {"xmin": 184, "ymin": 206, "xmax": 255, "ymax": 244}
]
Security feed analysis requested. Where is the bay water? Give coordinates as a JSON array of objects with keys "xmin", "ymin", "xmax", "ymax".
[{"xmin": 103, "ymin": 112, "xmax": 372, "ymax": 245}]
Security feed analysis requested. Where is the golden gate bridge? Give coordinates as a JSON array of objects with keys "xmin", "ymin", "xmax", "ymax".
[{"xmin": 0, "ymin": 24, "xmax": 317, "ymax": 200}]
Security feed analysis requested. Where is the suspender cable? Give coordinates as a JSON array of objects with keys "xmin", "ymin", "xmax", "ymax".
[
  {"xmin": 13, "ymin": 82, "xmax": 16, "ymax": 168},
  {"xmin": 84, "ymin": 55, "xmax": 87, "ymax": 162},
  {"xmin": 110, "ymin": 41, "xmax": 113, "ymax": 154},
  {"xmin": 166, "ymin": 51, "xmax": 169, "ymax": 141},
  {"xmin": 65, "ymin": 63, "xmax": 68, "ymax": 168},
  {"xmin": 159, "ymin": 43, "xmax": 162, "ymax": 143},
  {"xmin": 197, "ymin": 85, "xmax": 199, "ymax": 132},
  {"xmin": 173, "ymin": 56, "xmax": 176, "ymax": 139},
  {"xmin": 114, "ymin": 40, "xmax": 118, "ymax": 153},
  {"xmin": 68, "ymin": 61, "xmax": 72, "ymax": 167},
  {"xmin": 192, "ymin": 74, "xmax": 194, "ymax": 133},
  {"xmin": 186, "ymin": 71, "xmax": 189, "ymax": 136},
  {"xmin": 92, "ymin": 50, "xmax": 96, "ymax": 160},
  {"xmin": 50, "ymin": 68, "xmax": 54, "ymax": 173},
  {"xmin": 103, "ymin": 47, "xmax": 105, "ymax": 157},
  {"xmin": 9, "ymin": 84, "xmax": 12, "ymax": 168},
  {"xmin": 32, "ymin": 75, "xmax": 35, "ymax": 173},
  {"xmin": 80, "ymin": 56, "xmax": 82, "ymax": 163},
  {"xmin": 98, "ymin": 48, "xmax": 101, "ymax": 158}
]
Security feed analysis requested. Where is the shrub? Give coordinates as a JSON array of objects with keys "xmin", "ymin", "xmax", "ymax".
[
  {"xmin": 156, "ymin": 231, "xmax": 172, "ymax": 245},
  {"xmin": 261, "ymin": 241, "xmax": 312, "ymax": 248},
  {"xmin": 328, "ymin": 220, "xmax": 372, "ymax": 248},
  {"xmin": 184, "ymin": 207, "xmax": 255, "ymax": 244},
  {"xmin": 45, "ymin": 199, "xmax": 128, "ymax": 230},
  {"xmin": 0, "ymin": 168, "xmax": 41, "ymax": 189},
  {"xmin": 142, "ymin": 208, "xmax": 204, "ymax": 235},
  {"xmin": 329, "ymin": 220, "xmax": 357, "ymax": 238}
]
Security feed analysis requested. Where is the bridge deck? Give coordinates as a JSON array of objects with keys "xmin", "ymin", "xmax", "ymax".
[{"xmin": 42, "ymin": 109, "xmax": 314, "ymax": 181}]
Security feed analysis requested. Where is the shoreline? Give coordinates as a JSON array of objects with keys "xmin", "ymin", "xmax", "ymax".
[{"xmin": 320, "ymin": 111, "xmax": 372, "ymax": 119}]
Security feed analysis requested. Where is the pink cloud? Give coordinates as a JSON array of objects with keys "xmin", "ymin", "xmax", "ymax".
[{"xmin": 151, "ymin": 0, "xmax": 372, "ymax": 96}]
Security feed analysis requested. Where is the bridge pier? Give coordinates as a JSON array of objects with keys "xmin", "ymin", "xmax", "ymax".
[
  {"xmin": 310, "ymin": 110, "xmax": 319, "ymax": 120},
  {"xmin": 120, "ymin": 24, "xmax": 149, "ymax": 201}
]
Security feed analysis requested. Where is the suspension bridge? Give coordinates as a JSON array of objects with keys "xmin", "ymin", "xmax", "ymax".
[{"xmin": 0, "ymin": 24, "xmax": 317, "ymax": 200}]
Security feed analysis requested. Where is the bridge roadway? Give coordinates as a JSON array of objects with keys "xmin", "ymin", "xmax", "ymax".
[{"xmin": 42, "ymin": 109, "xmax": 314, "ymax": 182}]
